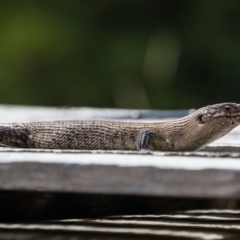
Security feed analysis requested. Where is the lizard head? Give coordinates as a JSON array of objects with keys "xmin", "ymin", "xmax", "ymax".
[
  {"xmin": 196, "ymin": 103, "xmax": 240, "ymax": 126},
  {"xmin": 162, "ymin": 102, "xmax": 240, "ymax": 151},
  {"xmin": 190, "ymin": 102, "xmax": 240, "ymax": 148}
]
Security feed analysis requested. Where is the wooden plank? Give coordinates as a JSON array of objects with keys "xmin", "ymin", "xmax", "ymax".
[
  {"xmin": 1, "ymin": 210, "xmax": 240, "ymax": 240},
  {"xmin": 0, "ymin": 150, "xmax": 240, "ymax": 198},
  {"xmin": 0, "ymin": 105, "xmax": 239, "ymax": 199},
  {"xmin": 0, "ymin": 105, "xmax": 240, "ymax": 237},
  {"xmin": 0, "ymin": 225, "xmax": 228, "ymax": 240},
  {"xmin": 0, "ymin": 105, "xmax": 188, "ymax": 122}
]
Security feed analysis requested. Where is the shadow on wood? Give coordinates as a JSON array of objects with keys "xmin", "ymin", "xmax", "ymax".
[{"xmin": 0, "ymin": 190, "xmax": 239, "ymax": 222}]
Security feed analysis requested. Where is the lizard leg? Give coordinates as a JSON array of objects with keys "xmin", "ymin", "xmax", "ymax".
[
  {"xmin": 0, "ymin": 129, "xmax": 33, "ymax": 148},
  {"xmin": 138, "ymin": 130, "xmax": 154, "ymax": 150},
  {"xmin": 138, "ymin": 129, "xmax": 166, "ymax": 151}
]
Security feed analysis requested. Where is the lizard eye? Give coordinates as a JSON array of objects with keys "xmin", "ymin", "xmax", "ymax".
[{"xmin": 224, "ymin": 105, "xmax": 232, "ymax": 112}]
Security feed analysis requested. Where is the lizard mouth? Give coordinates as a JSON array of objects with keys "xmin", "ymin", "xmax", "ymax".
[
  {"xmin": 201, "ymin": 114, "xmax": 240, "ymax": 125},
  {"xmin": 209, "ymin": 116, "xmax": 240, "ymax": 126}
]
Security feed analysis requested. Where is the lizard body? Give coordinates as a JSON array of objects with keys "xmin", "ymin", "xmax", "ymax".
[{"xmin": 0, "ymin": 103, "xmax": 239, "ymax": 151}]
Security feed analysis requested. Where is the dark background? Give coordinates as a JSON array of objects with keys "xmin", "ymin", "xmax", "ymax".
[{"xmin": 0, "ymin": 0, "xmax": 240, "ymax": 110}]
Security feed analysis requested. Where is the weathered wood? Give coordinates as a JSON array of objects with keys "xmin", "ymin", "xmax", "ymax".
[
  {"xmin": 0, "ymin": 105, "xmax": 240, "ymax": 238},
  {"xmin": 0, "ymin": 105, "xmax": 188, "ymax": 122},
  {"xmin": 0, "ymin": 150, "xmax": 240, "ymax": 198},
  {"xmin": 1, "ymin": 210, "xmax": 240, "ymax": 239}
]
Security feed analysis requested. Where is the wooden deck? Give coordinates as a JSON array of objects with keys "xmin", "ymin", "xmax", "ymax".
[{"xmin": 1, "ymin": 105, "xmax": 240, "ymax": 239}]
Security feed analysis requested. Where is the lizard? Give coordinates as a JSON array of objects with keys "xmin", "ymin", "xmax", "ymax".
[{"xmin": 0, "ymin": 102, "xmax": 239, "ymax": 151}]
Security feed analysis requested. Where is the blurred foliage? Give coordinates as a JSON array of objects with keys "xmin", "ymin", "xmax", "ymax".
[{"xmin": 0, "ymin": 0, "xmax": 240, "ymax": 109}]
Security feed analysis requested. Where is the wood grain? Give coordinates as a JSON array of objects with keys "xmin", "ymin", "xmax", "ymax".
[{"xmin": 0, "ymin": 150, "xmax": 239, "ymax": 198}]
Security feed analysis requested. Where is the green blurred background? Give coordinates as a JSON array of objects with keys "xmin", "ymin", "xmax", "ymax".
[{"xmin": 0, "ymin": 0, "xmax": 240, "ymax": 109}]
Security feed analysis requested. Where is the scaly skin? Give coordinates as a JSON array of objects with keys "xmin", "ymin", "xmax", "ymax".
[{"xmin": 0, "ymin": 103, "xmax": 239, "ymax": 151}]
